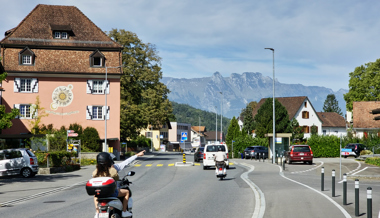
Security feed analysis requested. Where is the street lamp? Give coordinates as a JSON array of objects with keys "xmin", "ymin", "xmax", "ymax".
[
  {"xmin": 265, "ymin": 48, "xmax": 275, "ymax": 164},
  {"xmin": 215, "ymin": 106, "xmax": 217, "ymax": 143},
  {"xmin": 104, "ymin": 63, "xmax": 123, "ymax": 153},
  {"xmin": 219, "ymin": 92, "xmax": 223, "ymax": 143}
]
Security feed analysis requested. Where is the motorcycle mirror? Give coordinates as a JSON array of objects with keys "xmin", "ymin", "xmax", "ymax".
[{"xmin": 127, "ymin": 171, "xmax": 135, "ymax": 176}]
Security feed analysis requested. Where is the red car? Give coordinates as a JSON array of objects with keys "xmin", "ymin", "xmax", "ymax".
[{"xmin": 285, "ymin": 145, "xmax": 313, "ymax": 165}]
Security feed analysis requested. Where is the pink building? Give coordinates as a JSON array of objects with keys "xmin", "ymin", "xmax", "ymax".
[{"xmin": 0, "ymin": 4, "xmax": 122, "ymax": 151}]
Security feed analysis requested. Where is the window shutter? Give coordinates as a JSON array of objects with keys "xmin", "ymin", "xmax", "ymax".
[
  {"xmin": 86, "ymin": 106, "xmax": 93, "ymax": 119},
  {"xmin": 14, "ymin": 78, "xmax": 21, "ymax": 92},
  {"xmin": 31, "ymin": 78, "xmax": 38, "ymax": 93},
  {"xmin": 86, "ymin": 80, "xmax": 93, "ymax": 94},
  {"xmin": 105, "ymin": 80, "xmax": 110, "ymax": 94},
  {"xmin": 14, "ymin": 104, "xmax": 20, "ymax": 118},
  {"xmin": 31, "ymin": 104, "xmax": 37, "ymax": 119}
]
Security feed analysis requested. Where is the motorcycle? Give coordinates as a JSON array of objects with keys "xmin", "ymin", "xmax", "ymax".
[
  {"xmin": 86, "ymin": 171, "xmax": 135, "ymax": 218},
  {"xmin": 215, "ymin": 161, "xmax": 227, "ymax": 180}
]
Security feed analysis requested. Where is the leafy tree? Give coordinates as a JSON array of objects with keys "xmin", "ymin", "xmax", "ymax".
[
  {"xmin": 254, "ymin": 98, "xmax": 291, "ymax": 138},
  {"xmin": 0, "ymin": 68, "xmax": 19, "ymax": 131},
  {"xmin": 323, "ymin": 94, "xmax": 343, "ymax": 116},
  {"xmin": 108, "ymin": 29, "xmax": 173, "ymax": 140},
  {"xmin": 290, "ymin": 118, "xmax": 304, "ymax": 142},
  {"xmin": 226, "ymin": 116, "xmax": 240, "ymax": 151},
  {"xmin": 344, "ymin": 58, "xmax": 380, "ymax": 111},
  {"xmin": 311, "ymin": 124, "xmax": 318, "ymax": 135},
  {"xmin": 242, "ymin": 102, "xmax": 257, "ymax": 134},
  {"xmin": 82, "ymin": 127, "xmax": 101, "ymax": 152}
]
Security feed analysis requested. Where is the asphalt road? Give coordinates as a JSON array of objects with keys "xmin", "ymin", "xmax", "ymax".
[{"xmin": 1, "ymin": 153, "xmax": 380, "ymax": 217}]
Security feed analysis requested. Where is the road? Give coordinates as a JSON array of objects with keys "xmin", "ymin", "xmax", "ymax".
[{"xmin": 0, "ymin": 153, "xmax": 380, "ymax": 217}]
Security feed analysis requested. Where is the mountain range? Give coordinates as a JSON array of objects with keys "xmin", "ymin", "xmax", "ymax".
[{"xmin": 161, "ymin": 72, "xmax": 348, "ymax": 119}]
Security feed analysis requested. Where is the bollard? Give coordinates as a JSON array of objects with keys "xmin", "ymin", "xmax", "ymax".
[
  {"xmin": 321, "ymin": 167, "xmax": 324, "ymax": 191},
  {"xmin": 258, "ymin": 153, "xmax": 261, "ymax": 162},
  {"xmin": 367, "ymin": 187, "xmax": 372, "ymax": 218},
  {"xmin": 332, "ymin": 169, "xmax": 335, "ymax": 197},
  {"xmin": 343, "ymin": 174, "xmax": 347, "ymax": 205},
  {"xmin": 282, "ymin": 157, "xmax": 285, "ymax": 171},
  {"xmin": 262, "ymin": 153, "xmax": 264, "ymax": 162},
  {"xmin": 276, "ymin": 154, "xmax": 278, "ymax": 165},
  {"xmin": 255, "ymin": 152, "xmax": 258, "ymax": 161},
  {"xmin": 355, "ymin": 179, "xmax": 359, "ymax": 217},
  {"xmin": 183, "ymin": 153, "xmax": 186, "ymax": 164}
]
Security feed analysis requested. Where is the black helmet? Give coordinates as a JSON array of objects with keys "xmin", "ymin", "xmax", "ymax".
[{"xmin": 96, "ymin": 152, "xmax": 113, "ymax": 167}]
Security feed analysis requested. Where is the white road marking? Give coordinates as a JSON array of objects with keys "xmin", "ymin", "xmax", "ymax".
[
  {"xmin": 279, "ymin": 166, "xmax": 351, "ymax": 218},
  {"xmin": 291, "ymin": 161, "xmax": 324, "ymax": 174},
  {"xmin": 238, "ymin": 162, "xmax": 266, "ymax": 218}
]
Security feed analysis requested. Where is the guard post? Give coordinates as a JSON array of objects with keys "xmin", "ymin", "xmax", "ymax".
[
  {"xmin": 183, "ymin": 153, "xmax": 186, "ymax": 164},
  {"xmin": 355, "ymin": 179, "xmax": 359, "ymax": 216},
  {"xmin": 332, "ymin": 169, "xmax": 335, "ymax": 197},
  {"xmin": 321, "ymin": 167, "xmax": 324, "ymax": 191},
  {"xmin": 343, "ymin": 174, "xmax": 347, "ymax": 205},
  {"xmin": 367, "ymin": 187, "xmax": 372, "ymax": 218}
]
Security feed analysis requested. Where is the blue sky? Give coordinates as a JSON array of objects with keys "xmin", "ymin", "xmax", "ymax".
[{"xmin": 1, "ymin": 0, "xmax": 379, "ymax": 91}]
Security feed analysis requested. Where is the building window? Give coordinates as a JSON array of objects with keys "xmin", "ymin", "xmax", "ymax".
[
  {"xmin": 14, "ymin": 104, "xmax": 36, "ymax": 119},
  {"xmin": 90, "ymin": 50, "xmax": 105, "ymax": 68},
  {"xmin": 14, "ymin": 78, "xmax": 38, "ymax": 93},
  {"xmin": 302, "ymin": 111, "xmax": 309, "ymax": 119},
  {"xmin": 86, "ymin": 105, "xmax": 109, "ymax": 120},
  {"xmin": 92, "ymin": 106, "xmax": 103, "ymax": 120},
  {"xmin": 304, "ymin": 102, "xmax": 307, "ymax": 108},
  {"xmin": 86, "ymin": 80, "xmax": 108, "ymax": 94},
  {"xmin": 61, "ymin": 32, "xmax": 68, "ymax": 39},
  {"xmin": 302, "ymin": 126, "xmax": 310, "ymax": 133},
  {"xmin": 19, "ymin": 47, "xmax": 35, "ymax": 66},
  {"xmin": 146, "ymin": 132, "xmax": 153, "ymax": 138},
  {"xmin": 323, "ymin": 130, "xmax": 326, "ymax": 135},
  {"xmin": 54, "ymin": 32, "xmax": 61, "ymax": 38}
]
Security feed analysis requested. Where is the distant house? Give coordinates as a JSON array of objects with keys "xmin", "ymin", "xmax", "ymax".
[
  {"xmin": 317, "ymin": 112, "xmax": 346, "ymax": 136},
  {"xmin": 168, "ymin": 122, "xmax": 192, "ymax": 151},
  {"xmin": 351, "ymin": 101, "xmax": 380, "ymax": 138},
  {"xmin": 204, "ymin": 131, "xmax": 224, "ymax": 144},
  {"xmin": 253, "ymin": 96, "xmax": 322, "ymax": 138},
  {"xmin": 140, "ymin": 122, "xmax": 171, "ymax": 152},
  {"xmin": 191, "ymin": 126, "xmax": 206, "ymax": 147}
]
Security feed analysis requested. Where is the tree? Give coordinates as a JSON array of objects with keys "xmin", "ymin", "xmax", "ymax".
[
  {"xmin": 226, "ymin": 116, "xmax": 240, "ymax": 150},
  {"xmin": 254, "ymin": 98, "xmax": 291, "ymax": 138},
  {"xmin": 344, "ymin": 58, "xmax": 380, "ymax": 111},
  {"xmin": 28, "ymin": 95, "xmax": 49, "ymax": 134},
  {"xmin": 311, "ymin": 125, "xmax": 318, "ymax": 135},
  {"xmin": 82, "ymin": 127, "xmax": 101, "ymax": 152},
  {"xmin": 108, "ymin": 29, "xmax": 173, "ymax": 140},
  {"xmin": 242, "ymin": 102, "xmax": 257, "ymax": 134},
  {"xmin": 0, "ymin": 68, "xmax": 19, "ymax": 131},
  {"xmin": 323, "ymin": 94, "xmax": 343, "ymax": 116},
  {"xmin": 290, "ymin": 118, "xmax": 304, "ymax": 142}
]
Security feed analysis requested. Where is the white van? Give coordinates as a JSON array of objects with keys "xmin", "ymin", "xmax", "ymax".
[
  {"xmin": 0, "ymin": 148, "xmax": 39, "ymax": 178},
  {"xmin": 202, "ymin": 144, "xmax": 229, "ymax": 170}
]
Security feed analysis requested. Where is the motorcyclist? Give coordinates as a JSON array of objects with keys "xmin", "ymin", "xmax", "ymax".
[
  {"xmin": 214, "ymin": 146, "xmax": 227, "ymax": 168},
  {"xmin": 92, "ymin": 150, "xmax": 145, "ymax": 218}
]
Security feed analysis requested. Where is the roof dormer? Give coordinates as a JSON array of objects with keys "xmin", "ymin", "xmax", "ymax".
[
  {"xmin": 19, "ymin": 47, "xmax": 35, "ymax": 66},
  {"xmin": 89, "ymin": 49, "xmax": 105, "ymax": 68}
]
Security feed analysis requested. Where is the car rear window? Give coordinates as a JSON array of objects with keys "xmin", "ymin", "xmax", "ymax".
[
  {"xmin": 345, "ymin": 144, "xmax": 356, "ymax": 149},
  {"xmin": 206, "ymin": 145, "xmax": 226, "ymax": 152},
  {"xmin": 293, "ymin": 146, "xmax": 310, "ymax": 152},
  {"xmin": 199, "ymin": 148, "xmax": 204, "ymax": 152},
  {"xmin": 26, "ymin": 149, "xmax": 36, "ymax": 157}
]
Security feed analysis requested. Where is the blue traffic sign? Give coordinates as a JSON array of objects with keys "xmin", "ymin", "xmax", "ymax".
[{"xmin": 181, "ymin": 132, "xmax": 188, "ymax": 141}]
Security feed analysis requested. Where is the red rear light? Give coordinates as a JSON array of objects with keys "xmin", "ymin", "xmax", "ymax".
[
  {"xmin": 219, "ymin": 168, "xmax": 223, "ymax": 171},
  {"xmin": 99, "ymin": 202, "xmax": 107, "ymax": 206},
  {"xmin": 30, "ymin": 158, "xmax": 34, "ymax": 165},
  {"xmin": 309, "ymin": 146, "xmax": 313, "ymax": 156},
  {"xmin": 290, "ymin": 148, "xmax": 294, "ymax": 157},
  {"xmin": 203, "ymin": 153, "xmax": 206, "ymax": 159},
  {"xmin": 227, "ymin": 153, "xmax": 229, "ymax": 159},
  {"xmin": 86, "ymin": 181, "xmax": 92, "ymax": 187}
]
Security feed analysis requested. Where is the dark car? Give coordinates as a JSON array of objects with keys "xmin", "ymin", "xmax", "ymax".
[
  {"xmin": 244, "ymin": 146, "xmax": 268, "ymax": 159},
  {"xmin": 194, "ymin": 147, "xmax": 204, "ymax": 162},
  {"xmin": 341, "ymin": 143, "xmax": 366, "ymax": 158},
  {"xmin": 285, "ymin": 145, "xmax": 313, "ymax": 165}
]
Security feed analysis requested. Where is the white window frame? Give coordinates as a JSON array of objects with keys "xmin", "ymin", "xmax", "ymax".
[
  {"xmin": 54, "ymin": 32, "xmax": 61, "ymax": 38},
  {"xmin": 92, "ymin": 80, "xmax": 104, "ymax": 94},
  {"xmin": 20, "ymin": 78, "xmax": 32, "ymax": 92},
  {"xmin": 92, "ymin": 106, "xmax": 103, "ymax": 120},
  {"xmin": 61, "ymin": 32, "xmax": 68, "ymax": 39},
  {"xmin": 16, "ymin": 104, "xmax": 37, "ymax": 119},
  {"xmin": 22, "ymin": 55, "xmax": 32, "ymax": 65},
  {"xmin": 14, "ymin": 78, "xmax": 38, "ymax": 93},
  {"xmin": 86, "ymin": 80, "xmax": 109, "ymax": 94},
  {"xmin": 86, "ymin": 105, "xmax": 109, "ymax": 120},
  {"xmin": 93, "ymin": 57, "xmax": 103, "ymax": 67}
]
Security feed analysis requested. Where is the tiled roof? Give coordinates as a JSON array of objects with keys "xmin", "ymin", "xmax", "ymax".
[
  {"xmin": 317, "ymin": 112, "xmax": 346, "ymax": 127},
  {"xmin": 1, "ymin": 4, "xmax": 121, "ymax": 49},
  {"xmin": 353, "ymin": 101, "xmax": 380, "ymax": 129},
  {"xmin": 252, "ymin": 96, "xmax": 308, "ymax": 119},
  {"xmin": 191, "ymin": 126, "xmax": 206, "ymax": 132}
]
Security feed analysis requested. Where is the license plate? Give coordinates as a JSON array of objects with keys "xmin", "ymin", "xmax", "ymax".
[
  {"xmin": 99, "ymin": 213, "xmax": 109, "ymax": 218},
  {"xmin": 299, "ymin": 153, "xmax": 304, "ymax": 156}
]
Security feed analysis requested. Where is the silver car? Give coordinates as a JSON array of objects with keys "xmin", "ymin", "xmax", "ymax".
[{"xmin": 0, "ymin": 148, "xmax": 39, "ymax": 178}]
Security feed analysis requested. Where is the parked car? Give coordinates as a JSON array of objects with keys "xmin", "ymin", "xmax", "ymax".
[
  {"xmin": 203, "ymin": 144, "xmax": 229, "ymax": 170},
  {"xmin": 0, "ymin": 148, "xmax": 39, "ymax": 178},
  {"xmin": 194, "ymin": 147, "xmax": 204, "ymax": 162},
  {"xmin": 285, "ymin": 145, "xmax": 313, "ymax": 165},
  {"xmin": 341, "ymin": 143, "xmax": 366, "ymax": 158},
  {"xmin": 244, "ymin": 146, "xmax": 268, "ymax": 159}
]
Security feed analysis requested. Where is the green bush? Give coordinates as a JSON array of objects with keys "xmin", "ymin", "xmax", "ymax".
[
  {"xmin": 35, "ymin": 151, "xmax": 76, "ymax": 167},
  {"xmin": 361, "ymin": 150, "xmax": 373, "ymax": 155}
]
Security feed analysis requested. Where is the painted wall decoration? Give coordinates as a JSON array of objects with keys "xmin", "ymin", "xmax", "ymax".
[{"xmin": 50, "ymin": 84, "xmax": 74, "ymax": 110}]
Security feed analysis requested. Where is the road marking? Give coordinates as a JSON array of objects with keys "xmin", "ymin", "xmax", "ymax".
[
  {"xmin": 238, "ymin": 162, "xmax": 266, "ymax": 218},
  {"xmin": 338, "ymin": 160, "xmax": 361, "ymax": 183},
  {"xmin": 146, "ymin": 164, "xmax": 152, "ymax": 167},
  {"xmin": 168, "ymin": 163, "xmax": 174, "ymax": 166},
  {"xmin": 134, "ymin": 164, "xmax": 141, "ymax": 167},
  {"xmin": 279, "ymin": 165, "xmax": 351, "ymax": 218},
  {"xmin": 351, "ymin": 166, "xmax": 367, "ymax": 175},
  {"xmin": 229, "ymin": 162, "xmax": 234, "ymax": 165},
  {"xmin": 291, "ymin": 161, "xmax": 324, "ymax": 174},
  {"xmin": 194, "ymin": 163, "xmax": 201, "ymax": 166},
  {"xmin": 157, "ymin": 164, "xmax": 163, "ymax": 167}
]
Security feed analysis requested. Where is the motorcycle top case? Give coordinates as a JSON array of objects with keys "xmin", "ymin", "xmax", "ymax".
[{"xmin": 86, "ymin": 177, "xmax": 116, "ymax": 198}]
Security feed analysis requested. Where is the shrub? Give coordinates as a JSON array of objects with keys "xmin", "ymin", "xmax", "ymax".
[
  {"xmin": 365, "ymin": 157, "xmax": 380, "ymax": 167},
  {"xmin": 361, "ymin": 150, "xmax": 373, "ymax": 155}
]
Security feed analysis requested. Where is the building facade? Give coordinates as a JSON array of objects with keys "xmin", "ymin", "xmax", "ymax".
[{"xmin": 0, "ymin": 4, "xmax": 122, "ymax": 151}]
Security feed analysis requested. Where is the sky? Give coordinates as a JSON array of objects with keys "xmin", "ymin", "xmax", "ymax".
[{"xmin": 1, "ymin": 0, "xmax": 379, "ymax": 91}]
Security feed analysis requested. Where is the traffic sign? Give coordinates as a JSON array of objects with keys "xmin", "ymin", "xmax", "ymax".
[
  {"xmin": 67, "ymin": 130, "xmax": 74, "ymax": 133},
  {"xmin": 68, "ymin": 133, "xmax": 78, "ymax": 137},
  {"xmin": 181, "ymin": 132, "xmax": 188, "ymax": 141}
]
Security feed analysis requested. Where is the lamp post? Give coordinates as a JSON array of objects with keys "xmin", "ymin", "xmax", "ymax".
[
  {"xmin": 215, "ymin": 106, "xmax": 217, "ymax": 143},
  {"xmin": 220, "ymin": 92, "xmax": 223, "ymax": 143},
  {"xmin": 104, "ymin": 63, "xmax": 122, "ymax": 153},
  {"xmin": 265, "ymin": 48, "xmax": 275, "ymax": 164}
]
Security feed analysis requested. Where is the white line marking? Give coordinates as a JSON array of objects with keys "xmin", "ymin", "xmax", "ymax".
[
  {"xmin": 279, "ymin": 166, "xmax": 350, "ymax": 217},
  {"xmin": 239, "ymin": 162, "xmax": 266, "ymax": 218},
  {"xmin": 351, "ymin": 167, "xmax": 368, "ymax": 175},
  {"xmin": 291, "ymin": 161, "xmax": 324, "ymax": 174}
]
